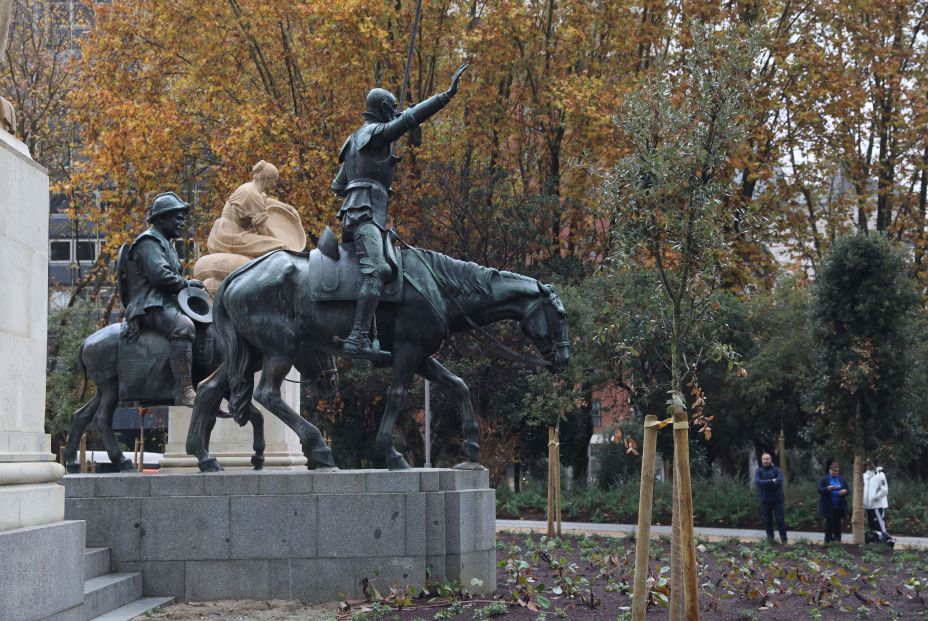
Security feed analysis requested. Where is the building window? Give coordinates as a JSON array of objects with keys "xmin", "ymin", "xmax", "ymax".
[
  {"xmin": 591, "ymin": 399, "xmax": 602, "ymax": 428},
  {"xmin": 76, "ymin": 240, "xmax": 97, "ymax": 262},
  {"xmin": 50, "ymin": 240, "xmax": 71, "ymax": 261}
]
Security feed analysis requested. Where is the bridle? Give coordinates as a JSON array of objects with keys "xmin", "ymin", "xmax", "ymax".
[{"xmin": 517, "ymin": 291, "xmax": 569, "ymax": 367}]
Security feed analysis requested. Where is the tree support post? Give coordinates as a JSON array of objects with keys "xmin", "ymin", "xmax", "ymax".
[
  {"xmin": 632, "ymin": 415, "xmax": 659, "ymax": 621},
  {"xmin": 673, "ymin": 416, "xmax": 699, "ymax": 620},
  {"xmin": 547, "ymin": 426, "xmax": 555, "ymax": 537}
]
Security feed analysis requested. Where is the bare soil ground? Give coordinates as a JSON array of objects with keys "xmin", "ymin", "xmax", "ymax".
[{"xmin": 138, "ymin": 532, "xmax": 928, "ymax": 621}]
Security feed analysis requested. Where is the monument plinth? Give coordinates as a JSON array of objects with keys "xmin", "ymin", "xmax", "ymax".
[
  {"xmin": 0, "ymin": 130, "xmax": 85, "ymax": 620},
  {"xmin": 61, "ymin": 469, "xmax": 497, "ymax": 602}
]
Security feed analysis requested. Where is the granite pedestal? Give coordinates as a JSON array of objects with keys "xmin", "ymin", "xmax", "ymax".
[
  {"xmin": 61, "ymin": 469, "xmax": 496, "ymax": 602},
  {"xmin": 0, "ymin": 130, "xmax": 85, "ymax": 620}
]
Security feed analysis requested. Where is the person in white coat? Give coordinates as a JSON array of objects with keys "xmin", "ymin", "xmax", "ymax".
[{"xmin": 863, "ymin": 461, "xmax": 892, "ymax": 545}]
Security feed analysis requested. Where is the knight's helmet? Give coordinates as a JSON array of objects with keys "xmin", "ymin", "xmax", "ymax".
[
  {"xmin": 365, "ymin": 88, "xmax": 398, "ymax": 123},
  {"xmin": 146, "ymin": 191, "xmax": 189, "ymax": 223}
]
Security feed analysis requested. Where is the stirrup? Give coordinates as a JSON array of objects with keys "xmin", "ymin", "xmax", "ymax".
[{"xmin": 335, "ymin": 332, "xmax": 392, "ymax": 363}]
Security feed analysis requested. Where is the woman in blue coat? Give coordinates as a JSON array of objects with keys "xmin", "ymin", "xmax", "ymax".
[{"xmin": 818, "ymin": 462, "xmax": 850, "ymax": 543}]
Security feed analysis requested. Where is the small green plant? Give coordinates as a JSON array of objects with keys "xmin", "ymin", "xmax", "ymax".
[
  {"xmin": 808, "ymin": 608, "xmax": 822, "ymax": 621},
  {"xmin": 352, "ymin": 602, "xmax": 393, "ymax": 621},
  {"xmin": 434, "ymin": 601, "xmax": 468, "ymax": 620},
  {"xmin": 738, "ymin": 610, "xmax": 758, "ymax": 621},
  {"xmin": 472, "ymin": 602, "xmax": 507, "ymax": 620}
]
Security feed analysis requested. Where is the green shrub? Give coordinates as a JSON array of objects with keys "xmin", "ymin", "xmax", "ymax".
[{"xmin": 495, "ymin": 475, "xmax": 928, "ymax": 536}]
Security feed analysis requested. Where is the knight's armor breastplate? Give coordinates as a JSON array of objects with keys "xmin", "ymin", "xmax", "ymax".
[{"xmin": 342, "ymin": 125, "xmax": 397, "ymax": 191}]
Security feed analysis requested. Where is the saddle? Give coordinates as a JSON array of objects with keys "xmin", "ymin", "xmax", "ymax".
[{"xmin": 306, "ymin": 227, "xmax": 404, "ymax": 302}]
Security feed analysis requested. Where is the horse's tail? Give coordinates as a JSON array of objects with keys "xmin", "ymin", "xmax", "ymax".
[
  {"xmin": 212, "ymin": 273, "xmax": 254, "ymax": 424},
  {"xmin": 76, "ymin": 340, "xmax": 89, "ymax": 402}
]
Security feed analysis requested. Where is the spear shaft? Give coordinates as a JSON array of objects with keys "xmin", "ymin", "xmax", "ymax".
[{"xmin": 398, "ymin": 0, "xmax": 424, "ymax": 110}]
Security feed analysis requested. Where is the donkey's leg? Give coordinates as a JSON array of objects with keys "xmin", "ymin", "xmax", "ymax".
[
  {"xmin": 187, "ymin": 366, "xmax": 227, "ymax": 472},
  {"xmin": 249, "ymin": 404, "xmax": 265, "ymax": 470},
  {"xmin": 64, "ymin": 390, "xmax": 102, "ymax": 473},
  {"xmin": 417, "ymin": 357, "xmax": 482, "ymax": 469},
  {"xmin": 253, "ymin": 356, "xmax": 336, "ymax": 469},
  {"xmin": 93, "ymin": 381, "xmax": 133, "ymax": 470},
  {"xmin": 376, "ymin": 347, "xmax": 422, "ymax": 470}
]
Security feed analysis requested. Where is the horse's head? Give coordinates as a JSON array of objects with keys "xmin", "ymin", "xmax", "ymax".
[{"xmin": 520, "ymin": 282, "xmax": 570, "ymax": 372}]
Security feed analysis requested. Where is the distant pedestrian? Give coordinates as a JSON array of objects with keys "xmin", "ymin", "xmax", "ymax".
[
  {"xmin": 754, "ymin": 452, "xmax": 788, "ymax": 544},
  {"xmin": 817, "ymin": 461, "xmax": 849, "ymax": 543},
  {"xmin": 863, "ymin": 461, "xmax": 894, "ymax": 547}
]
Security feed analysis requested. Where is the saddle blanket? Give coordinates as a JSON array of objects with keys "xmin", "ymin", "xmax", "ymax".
[
  {"xmin": 306, "ymin": 242, "xmax": 403, "ymax": 302},
  {"xmin": 117, "ymin": 330, "xmax": 174, "ymax": 404}
]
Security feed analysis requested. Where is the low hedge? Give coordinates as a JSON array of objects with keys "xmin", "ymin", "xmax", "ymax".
[{"xmin": 497, "ymin": 475, "xmax": 928, "ymax": 536}]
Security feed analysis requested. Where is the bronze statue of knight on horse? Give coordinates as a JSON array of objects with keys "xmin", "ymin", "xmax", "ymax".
[{"xmin": 188, "ymin": 64, "xmax": 570, "ymax": 471}]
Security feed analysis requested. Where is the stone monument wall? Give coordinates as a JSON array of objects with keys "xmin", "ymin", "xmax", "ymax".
[{"xmin": 61, "ymin": 469, "xmax": 497, "ymax": 602}]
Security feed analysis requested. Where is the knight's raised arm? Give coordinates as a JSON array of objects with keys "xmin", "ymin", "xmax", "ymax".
[{"xmin": 377, "ymin": 64, "xmax": 468, "ymax": 143}]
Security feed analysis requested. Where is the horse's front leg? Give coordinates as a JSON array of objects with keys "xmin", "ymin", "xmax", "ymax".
[
  {"xmin": 249, "ymin": 404, "xmax": 265, "ymax": 470},
  {"xmin": 187, "ymin": 366, "xmax": 227, "ymax": 471},
  {"xmin": 376, "ymin": 350, "xmax": 421, "ymax": 470},
  {"xmin": 417, "ymin": 357, "xmax": 482, "ymax": 469}
]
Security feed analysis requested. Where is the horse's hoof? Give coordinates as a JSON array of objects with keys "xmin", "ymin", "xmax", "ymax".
[
  {"xmin": 310, "ymin": 447, "xmax": 336, "ymax": 469},
  {"xmin": 198, "ymin": 458, "xmax": 223, "ymax": 472},
  {"xmin": 387, "ymin": 454, "xmax": 412, "ymax": 470},
  {"xmin": 65, "ymin": 463, "xmax": 81, "ymax": 474},
  {"xmin": 116, "ymin": 458, "xmax": 136, "ymax": 472},
  {"xmin": 463, "ymin": 440, "xmax": 481, "ymax": 463},
  {"xmin": 251, "ymin": 456, "xmax": 265, "ymax": 470},
  {"xmin": 215, "ymin": 409, "xmax": 233, "ymax": 419},
  {"xmin": 453, "ymin": 461, "xmax": 486, "ymax": 471}
]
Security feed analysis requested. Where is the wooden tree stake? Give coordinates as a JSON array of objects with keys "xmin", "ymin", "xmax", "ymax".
[{"xmin": 632, "ymin": 415, "xmax": 659, "ymax": 621}]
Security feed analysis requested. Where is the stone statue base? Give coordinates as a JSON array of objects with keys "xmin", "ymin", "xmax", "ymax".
[{"xmin": 61, "ymin": 469, "xmax": 497, "ymax": 602}]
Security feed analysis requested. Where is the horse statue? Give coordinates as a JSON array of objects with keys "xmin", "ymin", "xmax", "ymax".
[
  {"xmin": 187, "ymin": 238, "xmax": 570, "ymax": 471},
  {"xmin": 63, "ymin": 290, "xmax": 337, "ymax": 473}
]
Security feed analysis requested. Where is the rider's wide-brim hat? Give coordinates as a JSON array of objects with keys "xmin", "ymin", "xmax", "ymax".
[{"xmin": 178, "ymin": 287, "xmax": 213, "ymax": 323}]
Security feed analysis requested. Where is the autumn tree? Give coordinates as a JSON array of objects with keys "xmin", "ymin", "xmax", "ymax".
[
  {"xmin": 605, "ymin": 24, "xmax": 756, "ymax": 619},
  {"xmin": 809, "ymin": 233, "xmax": 918, "ymax": 544},
  {"xmin": 1, "ymin": 0, "xmax": 84, "ymax": 180}
]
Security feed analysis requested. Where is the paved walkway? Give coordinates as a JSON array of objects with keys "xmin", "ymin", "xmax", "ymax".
[{"xmin": 497, "ymin": 519, "xmax": 928, "ymax": 550}]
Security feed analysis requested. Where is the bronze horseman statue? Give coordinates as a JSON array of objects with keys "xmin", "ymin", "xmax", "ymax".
[
  {"xmin": 122, "ymin": 192, "xmax": 206, "ymax": 406},
  {"xmin": 333, "ymin": 63, "xmax": 468, "ymax": 360}
]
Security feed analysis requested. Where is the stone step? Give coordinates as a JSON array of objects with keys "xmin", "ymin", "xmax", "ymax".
[
  {"xmin": 83, "ymin": 548, "xmax": 110, "ymax": 581},
  {"xmin": 87, "ymin": 597, "xmax": 175, "ymax": 621},
  {"xmin": 82, "ymin": 573, "xmax": 143, "ymax": 621}
]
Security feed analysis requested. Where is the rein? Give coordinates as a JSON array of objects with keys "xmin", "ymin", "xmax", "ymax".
[{"xmin": 391, "ymin": 232, "xmax": 557, "ymax": 371}]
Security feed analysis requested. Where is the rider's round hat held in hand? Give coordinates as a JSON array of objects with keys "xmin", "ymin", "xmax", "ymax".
[{"xmin": 178, "ymin": 287, "xmax": 213, "ymax": 323}]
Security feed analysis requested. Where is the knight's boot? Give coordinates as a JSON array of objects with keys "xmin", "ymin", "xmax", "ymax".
[
  {"xmin": 170, "ymin": 339, "xmax": 197, "ymax": 407},
  {"xmin": 342, "ymin": 276, "xmax": 388, "ymax": 360}
]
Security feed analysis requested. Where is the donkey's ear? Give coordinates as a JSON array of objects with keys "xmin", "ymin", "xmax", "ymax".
[{"xmin": 537, "ymin": 282, "xmax": 547, "ymax": 294}]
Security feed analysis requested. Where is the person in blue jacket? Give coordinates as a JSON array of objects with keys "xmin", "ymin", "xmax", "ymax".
[
  {"xmin": 754, "ymin": 452, "xmax": 788, "ymax": 544},
  {"xmin": 818, "ymin": 461, "xmax": 850, "ymax": 543}
]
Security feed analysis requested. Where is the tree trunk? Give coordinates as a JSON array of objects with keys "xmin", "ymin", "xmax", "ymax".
[{"xmin": 852, "ymin": 454, "xmax": 865, "ymax": 544}]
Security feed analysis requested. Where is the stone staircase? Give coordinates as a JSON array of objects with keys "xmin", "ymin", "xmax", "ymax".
[{"xmin": 44, "ymin": 548, "xmax": 173, "ymax": 621}]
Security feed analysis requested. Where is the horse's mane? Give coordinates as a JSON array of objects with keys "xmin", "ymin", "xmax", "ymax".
[{"xmin": 408, "ymin": 249, "xmax": 535, "ymax": 298}]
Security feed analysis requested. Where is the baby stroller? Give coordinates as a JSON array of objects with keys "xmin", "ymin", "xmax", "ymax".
[{"xmin": 865, "ymin": 508, "xmax": 895, "ymax": 548}]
